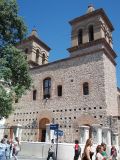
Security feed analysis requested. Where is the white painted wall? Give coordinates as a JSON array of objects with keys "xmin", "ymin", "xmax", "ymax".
[{"xmin": 18, "ymin": 142, "xmax": 120, "ymax": 160}]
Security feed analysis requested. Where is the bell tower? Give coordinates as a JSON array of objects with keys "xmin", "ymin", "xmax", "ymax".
[
  {"xmin": 17, "ymin": 29, "xmax": 51, "ymax": 68},
  {"xmin": 68, "ymin": 5, "xmax": 114, "ymax": 58},
  {"xmin": 68, "ymin": 6, "xmax": 118, "ymax": 117}
]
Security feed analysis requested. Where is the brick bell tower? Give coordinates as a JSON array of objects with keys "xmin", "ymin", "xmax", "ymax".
[
  {"xmin": 67, "ymin": 5, "xmax": 119, "ymax": 143},
  {"xmin": 68, "ymin": 5, "xmax": 118, "ymax": 117},
  {"xmin": 17, "ymin": 29, "xmax": 51, "ymax": 68}
]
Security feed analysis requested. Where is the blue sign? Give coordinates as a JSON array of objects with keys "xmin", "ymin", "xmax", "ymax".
[
  {"xmin": 54, "ymin": 129, "xmax": 64, "ymax": 136},
  {"xmin": 50, "ymin": 124, "xmax": 59, "ymax": 130}
]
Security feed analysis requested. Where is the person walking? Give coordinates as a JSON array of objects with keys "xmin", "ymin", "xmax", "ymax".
[
  {"xmin": 82, "ymin": 138, "xmax": 94, "ymax": 160},
  {"xmin": 47, "ymin": 139, "xmax": 56, "ymax": 160},
  {"xmin": 5, "ymin": 140, "xmax": 11, "ymax": 160},
  {"xmin": 96, "ymin": 145, "xmax": 105, "ymax": 160},
  {"xmin": 111, "ymin": 146, "xmax": 117, "ymax": 160},
  {"xmin": 74, "ymin": 140, "xmax": 81, "ymax": 160},
  {"xmin": 12, "ymin": 137, "xmax": 21, "ymax": 160},
  {"xmin": 101, "ymin": 143, "xmax": 108, "ymax": 160},
  {"xmin": 0, "ymin": 139, "xmax": 7, "ymax": 160}
]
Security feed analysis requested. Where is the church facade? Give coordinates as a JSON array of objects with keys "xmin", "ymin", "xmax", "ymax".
[{"xmin": 5, "ymin": 6, "xmax": 120, "ymax": 145}]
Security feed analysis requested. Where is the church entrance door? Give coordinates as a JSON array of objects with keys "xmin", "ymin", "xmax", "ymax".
[{"xmin": 39, "ymin": 118, "xmax": 49, "ymax": 142}]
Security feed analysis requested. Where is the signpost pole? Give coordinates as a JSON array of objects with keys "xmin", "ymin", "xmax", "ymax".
[
  {"xmin": 56, "ymin": 129, "xmax": 58, "ymax": 160},
  {"xmin": 56, "ymin": 124, "xmax": 59, "ymax": 160}
]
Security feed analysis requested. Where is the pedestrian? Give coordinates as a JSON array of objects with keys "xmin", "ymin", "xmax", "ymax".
[
  {"xmin": 74, "ymin": 139, "xmax": 81, "ymax": 160},
  {"xmin": 96, "ymin": 145, "xmax": 105, "ymax": 160},
  {"xmin": 9, "ymin": 139, "xmax": 14, "ymax": 159},
  {"xmin": 101, "ymin": 143, "xmax": 108, "ymax": 160},
  {"xmin": 5, "ymin": 140, "xmax": 11, "ymax": 160},
  {"xmin": 111, "ymin": 146, "xmax": 117, "ymax": 160},
  {"xmin": 0, "ymin": 139, "xmax": 7, "ymax": 160},
  {"xmin": 3, "ymin": 135, "xmax": 8, "ymax": 144},
  {"xmin": 82, "ymin": 138, "xmax": 94, "ymax": 160},
  {"xmin": 12, "ymin": 137, "xmax": 21, "ymax": 160},
  {"xmin": 47, "ymin": 139, "xmax": 56, "ymax": 160}
]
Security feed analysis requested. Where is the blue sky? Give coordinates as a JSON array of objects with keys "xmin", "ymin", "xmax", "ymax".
[{"xmin": 17, "ymin": 0, "xmax": 120, "ymax": 87}]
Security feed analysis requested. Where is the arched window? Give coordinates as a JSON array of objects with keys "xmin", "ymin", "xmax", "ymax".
[
  {"xmin": 88, "ymin": 25, "xmax": 94, "ymax": 42},
  {"xmin": 78, "ymin": 29, "xmax": 83, "ymax": 45},
  {"xmin": 83, "ymin": 82, "xmax": 89, "ymax": 95},
  {"xmin": 43, "ymin": 78, "xmax": 51, "ymax": 99},
  {"xmin": 42, "ymin": 53, "xmax": 45, "ymax": 64},
  {"xmin": 36, "ymin": 49, "xmax": 39, "ymax": 63}
]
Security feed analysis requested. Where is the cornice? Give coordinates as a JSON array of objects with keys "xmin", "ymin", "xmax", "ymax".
[
  {"xmin": 67, "ymin": 38, "xmax": 117, "ymax": 59},
  {"xmin": 17, "ymin": 35, "xmax": 51, "ymax": 52},
  {"xmin": 69, "ymin": 8, "xmax": 114, "ymax": 31}
]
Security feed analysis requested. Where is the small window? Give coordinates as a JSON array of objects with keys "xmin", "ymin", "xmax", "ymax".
[
  {"xmin": 78, "ymin": 29, "xmax": 83, "ymax": 45},
  {"xmin": 42, "ymin": 53, "xmax": 45, "ymax": 64},
  {"xmin": 43, "ymin": 77, "xmax": 51, "ymax": 99},
  {"xmin": 88, "ymin": 25, "xmax": 94, "ymax": 42},
  {"xmin": 83, "ymin": 82, "xmax": 89, "ymax": 95},
  {"xmin": 36, "ymin": 49, "xmax": 39, "ymax": 63},
  {"xmin": 33, "ymin": 90, "xmax": 37, "ymax": 100},
  {"xmin": 15, "ymin": 99, "xmax": 18, "ymax": 103},
  {"xmin": 57, "ymin": 85, "xmax": 62, "ymax": 97}
]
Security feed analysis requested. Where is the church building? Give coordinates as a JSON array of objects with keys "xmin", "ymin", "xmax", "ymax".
[{"xmin": 5, "ymin": 5, "xmax": 120, "ymax": 146}]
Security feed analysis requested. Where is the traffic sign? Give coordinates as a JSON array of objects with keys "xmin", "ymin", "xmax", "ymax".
[
  {"xmin": 54, "ymin": 129, "xmax": 63, "ymax": 136},
  {"xmin": 50, "ymin": 124, "xmax": 59, "ymax": 130}
]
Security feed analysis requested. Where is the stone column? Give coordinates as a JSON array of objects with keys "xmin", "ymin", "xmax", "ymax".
[
  {"xmin": 80, "ymin": 125, "xmax": 90, "ymax": 144},
  {"xmin": 97, "ymin": 127, "xmax": 102, "ymax": 144},
  {"xmin": 113, "ymin": 133, "xmax": 119, "ymax": 147},
  {"xmin": 102, "ymin": 127, "xmax": 108, "ymax": 144},
  {"xmin": 92, "ymin": 125, "xmax": 102, "ymax": 144},
  {"xmin": 0, "ymin": 118, "xmax": 6, "ymax": 140},
  {"xmin": 13, "ymin": 124, "xmax": 22, "ymax": 140},
  {"xmin": 107, "ymin": 129, "xmax": 111, "ymax": 146},
  {"xmin": 46, "ymin": 124, "xmax": 50, "ymax": 142}
]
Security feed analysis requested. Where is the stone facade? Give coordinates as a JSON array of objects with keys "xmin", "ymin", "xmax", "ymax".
[{"xmin": 5, "ymin": 6, "xmax": 120, "ymax": 145}]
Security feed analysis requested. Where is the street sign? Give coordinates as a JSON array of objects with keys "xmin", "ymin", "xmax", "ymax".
[
  {"xmin": 54, "ymin": 129, "xmax": 64, "ymax": 136},
  {"xmin": 50, "ymin": 124, "xmax": 59, "ymax": 130}
]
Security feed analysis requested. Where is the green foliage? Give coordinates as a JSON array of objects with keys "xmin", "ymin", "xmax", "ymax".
[
  {"xmin": 0, "ymin": 0, "xmax": 27, "ymax": 48},
  {"xmin": 0, "ymin": 0, "xmax": 32, "ymax": 118},
  {"xmin": 0, "ymin": 85, "xmax": 13, "ymax": 118},
  {"xmin": 1, "ymin": 45, "xmax": 32, "ymax": 99}
]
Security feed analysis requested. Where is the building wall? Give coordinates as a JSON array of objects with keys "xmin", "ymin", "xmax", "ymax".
[
  {"xmin": 7, "ymin": 51, "xmax": 112, "ymax": 142},
  {"xmin": 103, "ymin": 53, "xmax": 118, "ymax": 116}
]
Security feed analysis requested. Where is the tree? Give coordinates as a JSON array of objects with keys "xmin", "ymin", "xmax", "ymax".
[{"xmin": 0, "ymin": 0, "xmax": 32, "ymax": 118}]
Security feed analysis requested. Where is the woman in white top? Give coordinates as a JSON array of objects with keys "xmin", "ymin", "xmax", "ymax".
[
  {"xmin": 13, "ymin": 137, "xmax": 21, "ymax": 160},
  {"xmin": 96, "ymin": 145, "xmax": 105, "ymax": 160}
]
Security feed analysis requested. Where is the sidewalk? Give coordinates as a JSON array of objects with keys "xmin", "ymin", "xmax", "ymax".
[
  {"xmin": 18, "ymin": 156, "xmax": 46, "ymax": 160},
  {"xmin": 17, "ymin": 156, "xmax": 46, "ymax": 160}
]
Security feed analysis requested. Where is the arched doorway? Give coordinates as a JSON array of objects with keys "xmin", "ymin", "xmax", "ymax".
[{"xmin": 39, "ymin": 118, "xmax": 50, "ymax": 142}]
